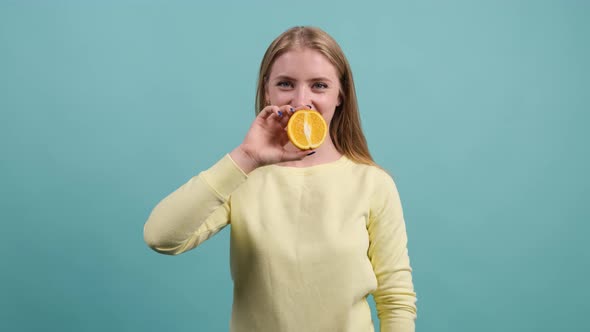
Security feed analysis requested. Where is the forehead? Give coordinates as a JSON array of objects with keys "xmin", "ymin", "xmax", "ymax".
[{"xmin": 269, "ymin": 48, "xmax": 339, "ymax": 79}]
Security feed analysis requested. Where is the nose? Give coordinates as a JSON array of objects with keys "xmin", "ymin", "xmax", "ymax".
[{"xmin": 291, "ymin": 86, "xmax": 312, "ymax": 109}]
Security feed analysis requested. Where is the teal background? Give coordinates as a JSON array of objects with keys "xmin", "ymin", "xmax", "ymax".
[{"xmin": 1, "ymin": 0, "xmax": 588, "ymax": 331}]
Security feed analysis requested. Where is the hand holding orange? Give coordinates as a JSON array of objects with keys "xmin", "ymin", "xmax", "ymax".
[{"xmin": 286, "ymin": 109, "xmax": 327, "ymax": 150}]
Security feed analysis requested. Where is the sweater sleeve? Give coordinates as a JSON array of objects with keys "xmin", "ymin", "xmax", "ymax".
[
  {"xmin": 143, "ymin": 154, "xmax": 248, "ymax": 255},
  {"xmin": 368, "ymin": 171, "xmax": 417, "ymax": 332}
]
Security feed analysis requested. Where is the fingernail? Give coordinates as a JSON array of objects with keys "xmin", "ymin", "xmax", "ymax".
[
  {"xmin": 306, "ymin": 104, "xmax": 312, "ymax": 109},
  {"xmin": 307, "ymin": 151, "xmax": 316, "ymax": 156},
  {"xmin": 278, "ymin": 111, "xmax": 283, "ymax": 117}
]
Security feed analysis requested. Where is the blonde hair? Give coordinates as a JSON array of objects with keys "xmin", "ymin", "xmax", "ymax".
[{"xmin": 255, "ymin": 26, "xmax": 376, "ymax": 167}]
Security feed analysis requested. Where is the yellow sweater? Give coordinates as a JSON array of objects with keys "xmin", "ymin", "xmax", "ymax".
[{"xmin": 144, "ymin": 154, "xmax": 417, "ymax": 332}]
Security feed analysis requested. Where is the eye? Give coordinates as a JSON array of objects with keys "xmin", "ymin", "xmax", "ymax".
[
  {"xmin": 312, "ymin": 82, "xmax": 328, "ymax": 89},
  {"xmin": 276, "ymin": 81, "xmax": 293, "ymax": 88}
]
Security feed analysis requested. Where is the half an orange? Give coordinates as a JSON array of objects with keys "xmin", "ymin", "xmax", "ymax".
[{"xmin": 287, "ymin": 109, "xmax": 327, "ymax": 150}]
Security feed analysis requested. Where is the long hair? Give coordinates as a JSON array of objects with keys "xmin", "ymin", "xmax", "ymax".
[{"xmin": 255, "ymin": 26, "xmax": 376, "ymax": 167}]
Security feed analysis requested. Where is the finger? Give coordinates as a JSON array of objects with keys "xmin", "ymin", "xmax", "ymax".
[
  {"xmin": 264, "ymin": 105, "xmax": 292, "ymax": 128},
  {"xmin": 277, "ymin": 105, "xmax": 294, "ymax": 127},
  {"xmin": 279, "ymin": 104, "xmax": 295, "ymax": 116},
  {"xmin": 277, "ymin": 130, "xmax": 290, "ymax": 147},
  {"xmin": 258, "ymin": 105, "xmax": 280, "ymax": 120},
  {"xmin": 281, "ymin": 149, "xmax": 316, "ymax": 162}
]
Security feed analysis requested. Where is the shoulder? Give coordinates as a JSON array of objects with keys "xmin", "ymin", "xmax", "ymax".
[
  {"xmin": 346, "ymin": 158, "xmax": 399, "ymax": 192},
  {"xmin": 346, "ymin": 160, "xmax": 404, "ymax": 219}
]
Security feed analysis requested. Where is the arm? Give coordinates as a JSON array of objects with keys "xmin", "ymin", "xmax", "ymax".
[
  {"xmin": 143, "ymin": 105, "xmax": 312, "ymax": 255},
  {"xmin": 368, "ymin": 173, "xmax": 417, "ymax": 332},
  {"xmin": 143, "ymin": 154, "xmax": 247, "ymax": 255}
]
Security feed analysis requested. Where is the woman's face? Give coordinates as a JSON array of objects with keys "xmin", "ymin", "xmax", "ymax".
[{"xmin": 265, "ymin": 48, "xmax": 341, "ymax": 126}]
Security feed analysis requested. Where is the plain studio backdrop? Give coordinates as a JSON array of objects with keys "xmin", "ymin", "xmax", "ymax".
[{"xmin": 1, "ymin": 1, "xmax": 588, "ymax": 331}]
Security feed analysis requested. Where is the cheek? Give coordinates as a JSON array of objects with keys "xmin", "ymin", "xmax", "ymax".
[
  {"xmin": 321, "ymin": 91, "xmax": 341, "ymax": 106},
  {"xmin": 267, "ymin": 88, "xmax": 289, "ymax": 101}
]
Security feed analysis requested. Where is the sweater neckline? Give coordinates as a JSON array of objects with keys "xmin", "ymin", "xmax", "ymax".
[{"xmin": 267, "ymin": 154, "xmax": 349, "ymax": 175}]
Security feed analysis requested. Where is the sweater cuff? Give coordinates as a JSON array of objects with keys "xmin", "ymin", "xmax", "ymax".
[{"xmin": 200, "ymin": 154, "xmax": 248, "ymax": 201}]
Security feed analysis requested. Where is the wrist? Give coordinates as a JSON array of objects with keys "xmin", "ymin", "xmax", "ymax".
[{"xmin": 229, "ymin": 145, "xmax": 260, "ymax": 174}]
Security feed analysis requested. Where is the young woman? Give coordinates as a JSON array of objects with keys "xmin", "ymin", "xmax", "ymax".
[{"xmin": 144, "ymin": 26, "xmax": 417, "ymax": 332}]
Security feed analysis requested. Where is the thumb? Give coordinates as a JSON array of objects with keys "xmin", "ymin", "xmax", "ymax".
[{"xmin": 282, "ymin": 149, "xmax": 316, "ymax": 162}]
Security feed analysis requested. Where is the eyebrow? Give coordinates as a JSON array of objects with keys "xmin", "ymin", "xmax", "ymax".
[{"xmin": 273, "ymin": 75, "xmax": 334, "ymax": 83}]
